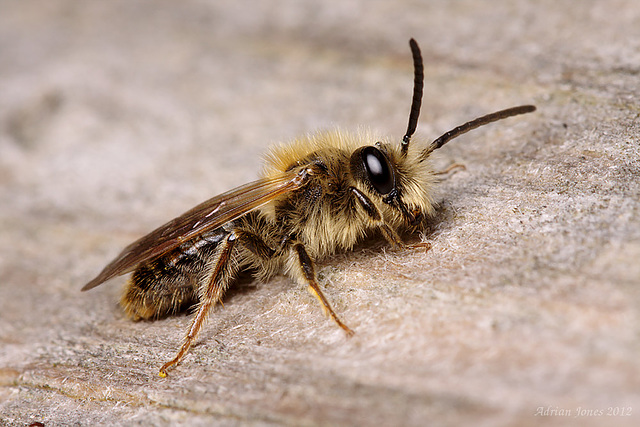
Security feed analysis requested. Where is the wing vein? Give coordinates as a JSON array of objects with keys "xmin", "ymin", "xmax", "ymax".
[{"xmin": 82, "ymin": 169, "xmax": 309, "ymax": 291}]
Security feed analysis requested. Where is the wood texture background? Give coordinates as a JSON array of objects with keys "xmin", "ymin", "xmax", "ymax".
[{"xmin": 1, "ymin": 1, "xmax": 639, "ymax": 425}]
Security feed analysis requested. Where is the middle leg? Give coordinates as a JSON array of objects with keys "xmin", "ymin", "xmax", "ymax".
[{"xmin": 290, "ymin": 243, "xmax": 354, "ymax": 336}]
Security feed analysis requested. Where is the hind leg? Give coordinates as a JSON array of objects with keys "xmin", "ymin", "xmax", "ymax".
[{"xmin": 159, "ymin": 232, "xmax": 239, "ymax": 377}]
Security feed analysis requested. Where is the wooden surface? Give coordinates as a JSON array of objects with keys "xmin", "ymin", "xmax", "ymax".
[{"xmin": 1, "ymin": 1, "xmax": 639, "ymax": 426}]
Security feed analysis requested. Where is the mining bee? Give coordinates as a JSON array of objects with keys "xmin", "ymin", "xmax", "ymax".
[{"xmin": 83, "ymin": 39, "xmax": 535, "ymax": 376}]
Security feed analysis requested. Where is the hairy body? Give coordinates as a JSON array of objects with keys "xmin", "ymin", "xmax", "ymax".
[
  {"xmin": 121, "ymin": 130, "xmax": 436, "ymax": 322},
  {"xmin": 83, "ymin": 39, "xmax": 535, "ymax": 376}
]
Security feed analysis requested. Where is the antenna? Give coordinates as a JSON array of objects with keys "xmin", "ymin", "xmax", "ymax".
[
  {"xmin": 401, "ymin": 38, "xmax": 424, "ymax": 157},
  {"xmin": 419, "ymin": 105, "xmax": 536, "ymax": 161}
]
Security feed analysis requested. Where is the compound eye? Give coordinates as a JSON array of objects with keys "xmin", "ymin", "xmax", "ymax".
[{"xmin": 361, "ymin": 146, "xmax": 394, "ymax": 195}]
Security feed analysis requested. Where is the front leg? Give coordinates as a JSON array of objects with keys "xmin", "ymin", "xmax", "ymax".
[
  {"xmin": 350, "ymin": 187, "xmax": 405, "ymax": 249},
  {"xmin": 289, "ymin": 243, "xmax": 354, "ymax": 336}
]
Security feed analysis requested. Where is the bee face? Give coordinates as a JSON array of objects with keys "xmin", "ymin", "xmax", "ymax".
[{"xmin": 349, "ymin": 142, "xmax": 428, "ymax": 228}]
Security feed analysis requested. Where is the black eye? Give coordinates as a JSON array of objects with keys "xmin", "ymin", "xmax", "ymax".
[{"xmin": 361, "ymin": 146, "xmax": 394, "ymax": 195}]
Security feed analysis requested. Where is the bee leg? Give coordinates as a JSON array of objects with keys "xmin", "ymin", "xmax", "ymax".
[
  {"xmin": 291, "ymin": 243, "xmax": 354, "ymax": 336},
  {"xmin": 409, "ymin": 241, "xmax": 432, "ymax": 253},
  {"xmin": 159, "ymin": 233, "xmax": 238, "ymax": 377},
  {"xmin": 434, "ymin": 163, "xmax": 466, "ymax": 175},
  {"xmin": 350, "ymin": 187, "xmax": 405, "ymax": 249}
]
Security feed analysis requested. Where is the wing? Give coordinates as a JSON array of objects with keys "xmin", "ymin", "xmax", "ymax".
[{"xmin": 82, "ymin": 168, "xmax": 311, "ymax": 291}]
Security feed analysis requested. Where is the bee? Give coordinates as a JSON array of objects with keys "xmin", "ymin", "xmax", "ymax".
[{"xmin": 82, "ymin": 39, "xmax": 535, "ymax": 376}]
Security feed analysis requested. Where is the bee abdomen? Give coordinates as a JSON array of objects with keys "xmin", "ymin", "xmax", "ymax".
[{"xmin": 121, "ymin": 229, "xmax": 228, "ymax": 320}]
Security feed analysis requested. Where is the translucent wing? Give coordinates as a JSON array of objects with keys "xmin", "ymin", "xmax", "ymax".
[{"xmin": 82, "ymin": 169, "xmax": 310, "ymax": 291}]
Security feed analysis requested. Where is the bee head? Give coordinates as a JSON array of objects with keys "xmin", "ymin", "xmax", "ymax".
[
  {"xmin": 351, "ymin": 39, "xmax": 535, "ymax": 226},
  {"xmin": 344, "ymin": 39, "xmax": 432, "ymax": 227},
  {"xmin": 349, "ymin": 140, "xmax": 434, "ymax": 228}
]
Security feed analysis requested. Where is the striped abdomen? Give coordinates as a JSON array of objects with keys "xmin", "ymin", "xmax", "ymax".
[{"xmin": 121, "ymin": 228, "xmax": 229, "ymax": 320}]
